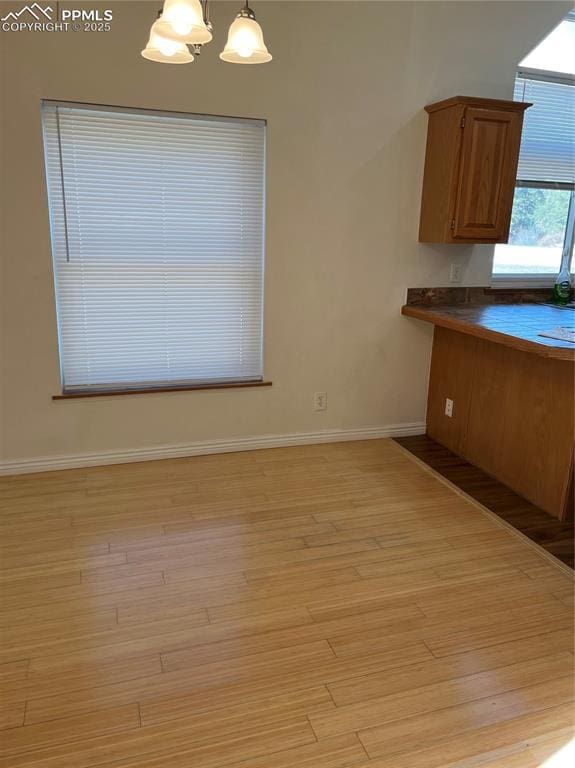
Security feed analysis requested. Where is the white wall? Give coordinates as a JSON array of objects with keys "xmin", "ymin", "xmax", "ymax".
[{"xmin": 0, "ymin": 1, "xmax": 569, "ymax": 466}]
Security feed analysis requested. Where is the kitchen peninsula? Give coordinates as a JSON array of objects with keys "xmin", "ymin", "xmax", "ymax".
[{"xmin": 403, "ymin": 294, "xmax": 575, "ymax": 520}]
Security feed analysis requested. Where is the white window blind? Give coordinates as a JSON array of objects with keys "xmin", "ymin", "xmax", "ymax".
[
  {"xmin": 514, "ymin": 75, "xmax": 575, "ymax": 186},
  {"xmin": 42, "ymin": 101, "xmax": 266, "ymax": 393}
]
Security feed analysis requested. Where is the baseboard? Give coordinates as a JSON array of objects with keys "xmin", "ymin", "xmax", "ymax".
[{"xmin": 0, "ymin": 422, "xmax": 426, "ymax": 476}]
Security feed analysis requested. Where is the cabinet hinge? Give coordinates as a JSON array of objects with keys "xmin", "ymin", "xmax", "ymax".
[
  {"xmin": 460, "ymin": 116, "xmax": 466, "ymax": 129},
  {"xmin": 450, "ymin": 218, "xmax": 456, "ymax": 230}
]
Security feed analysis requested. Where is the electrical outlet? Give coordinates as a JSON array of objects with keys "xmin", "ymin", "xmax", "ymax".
[
  {"xmin": 450, "ymin": 262, "xmax": 463, "ymax": 283},
  {"xmin": 314, "ymin": 392, "xmax": 327, "ymax": 411},
  {"xmin": 445, "ymin": 398, "xmax": 454, "ymax": 418}
]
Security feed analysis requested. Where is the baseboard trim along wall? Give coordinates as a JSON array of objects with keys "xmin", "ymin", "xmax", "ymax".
[{"xmin": 0, "ymin": 422, "xmax": 426, "ymax": 475}]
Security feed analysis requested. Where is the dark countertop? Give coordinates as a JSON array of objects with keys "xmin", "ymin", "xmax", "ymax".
[{"xmin": 402, "ymin": 303, "xmax": 575, "ymax": 361}]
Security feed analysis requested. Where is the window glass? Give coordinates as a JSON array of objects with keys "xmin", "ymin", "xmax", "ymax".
[
  {"xmin": 520, "ymin": 17, "xmax": 575, "ymax": 76},
  {"xmin": 493, "ymin": 12, "xmax": 574, "ymax": 282},
  {"xmin": 493, "ymin": 188, "xmax": 571, "ymax": 275}
]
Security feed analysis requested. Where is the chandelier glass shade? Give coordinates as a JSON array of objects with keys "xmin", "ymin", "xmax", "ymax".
[
  {"xmin": 220, "ymin": 14, "xmax": 272, "ymax": 64},
  {"xmin": 141, "ymin": 20, "xmax": 196, "ymax": 63},
  {"xmin": 154, "ymin": 0, "xmax": 212, "ymax": 45},
  {"xmin": 141, "ymin": 1, "xmax": 272, "ymax": 65}
]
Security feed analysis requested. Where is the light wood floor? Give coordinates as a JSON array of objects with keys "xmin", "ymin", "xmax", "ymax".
[{"xmin": 0, "ymin": 439, "xmax": 573, "ymax": 768}]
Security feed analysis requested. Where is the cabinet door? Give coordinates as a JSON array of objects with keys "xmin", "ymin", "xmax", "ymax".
[{"xmin": 452, "ymin": 108, "xmax": 523, "ymax": 241}]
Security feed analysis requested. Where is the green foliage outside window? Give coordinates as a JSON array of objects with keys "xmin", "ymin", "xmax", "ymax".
[{"xmin": 508, "ymin": 187, "xmax": 571, "ymax": 247}]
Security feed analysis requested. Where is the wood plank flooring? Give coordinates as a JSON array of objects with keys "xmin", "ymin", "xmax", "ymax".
[
  {"xmin": 396, "ymin": 434, "xmax": 575, "ymax": 568},
  {"xmin": 0, "ymin": 439, "xmax": 573, "ymax": 767}
]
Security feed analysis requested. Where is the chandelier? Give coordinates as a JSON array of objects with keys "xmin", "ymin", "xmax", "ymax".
[{"xmin": 142, "ymin": 0, "xmax": 272, "ymax": 65}]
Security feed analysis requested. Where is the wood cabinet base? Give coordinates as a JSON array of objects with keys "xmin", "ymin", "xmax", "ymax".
[{"xmin": 427, "ymin": 327, "xmax": 574, "ymax": 520}]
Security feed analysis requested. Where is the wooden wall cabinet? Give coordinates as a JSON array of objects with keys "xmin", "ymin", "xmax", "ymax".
[{"xmin": 419, "ymin": 96, "xmax": 530, "ymax": 244}]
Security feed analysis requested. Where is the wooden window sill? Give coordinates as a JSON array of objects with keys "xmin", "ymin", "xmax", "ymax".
[{"xmin": 53, "ymin": 381, "xmax": 272, "ymax": 400}]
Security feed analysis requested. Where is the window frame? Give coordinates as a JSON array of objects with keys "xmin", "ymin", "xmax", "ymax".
[
  {"xmin": 42, "ymin": 100, "xmax": 268, "ymax": 396},
  {"xmin": 491, "ymin": 66, "xmax": 575, "ymax": 287}
]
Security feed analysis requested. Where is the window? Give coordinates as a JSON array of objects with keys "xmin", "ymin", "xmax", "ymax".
[
  {"xmin": 520, "ymin": 15, "xmax": 575, "ymax": 76},
  {"xmin": 493, "ymin": 15, "xmax": 575, "ymax": 284},
  {"xmin": 42, "ymin": 102, "xmax": 266, "ymax": 393}
]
